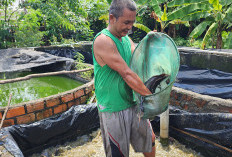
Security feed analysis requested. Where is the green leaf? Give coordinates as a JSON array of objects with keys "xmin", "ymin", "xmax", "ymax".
[
  {"xmin": 133, "ymin": 23, "xmax": 151, "ymax": 33},
  {"xmin": 201, "ymin": 22, "xmax": 218, "ymax": 49},
  {"xmin": 167, "ymin": 3, "xmax": 212, "ymax": 20},
  {"xmin": 151, "ymin": 0, "xmax": 162, "ymax": 17},
  {"xmin": 190, "ymin": 21, "xmax": 212, "ymax": 38},
  {"xmin": 137, "ymin": 6, "xmax": 147, "ymax": 16},
  {"xmin": 226, "ymin": 32, "xmax": 232, "ymax": 48},
  {"xmin": 99, "ymin": 14, "xmax": 109, "ymax": 21},
  {"xmin": 182, "ymin": 11, "xmax": 210, "ymax": 21},
  {"xmin": 209, "ymin": 0, "xmax": 222, "ymax": 11},
  {"xmin": 168, "ymin": 0, "xmax": 208, "ymax": 7},
  {"xmin": 169, "ymin": 19, "xmax": 189, "ymax": 26},
  {"xmin": 161, "ymin": 5, "xmax": 167, "ymax": 21},
  {"xmin": 220, "ymin": 0, "xmax": 232, "ymax": 6},
  {"xmin": 136, "ymin": 0, "xmax": 149, "ymax": 5},
  {"xmin": 106, "ymin": 0, "xmax": 112, "ymax": 5},
  {"xmin": 223, "ymin": 7, "xmax": 232, "ymax": 23}
]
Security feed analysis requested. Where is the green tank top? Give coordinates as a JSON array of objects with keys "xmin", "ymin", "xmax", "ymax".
[{"xmin": 92, "ymin": 29, "xmax": 136, "ymax": 112}]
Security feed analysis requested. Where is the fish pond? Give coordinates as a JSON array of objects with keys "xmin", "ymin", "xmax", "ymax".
[{"xmin": 0, "ymin": 71, "xmax": 83, "ymax": 106}]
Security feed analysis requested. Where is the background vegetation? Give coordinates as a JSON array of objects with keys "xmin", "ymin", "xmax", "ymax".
[{"xmin": 0, "ymin": 0, "xmax": 231, "ymax": 49}]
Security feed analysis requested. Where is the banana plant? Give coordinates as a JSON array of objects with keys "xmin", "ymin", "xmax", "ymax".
[
  {"xmin": 134, "ymin": 0, "xmax": 189, "ymax": 34},
  {"xmin": 167, "ymin": 0, "xmax": 232, "ymax": 49}
]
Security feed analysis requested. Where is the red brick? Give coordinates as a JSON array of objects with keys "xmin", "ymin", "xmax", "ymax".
[
  {"xmin": 229, "ymin": 109, "xmax": 232, "ymax": 113},
  {"xmin": 174, "ymin": 93, "xmax": 178, "ymax": 100},
  {"xmin": 187, "ymin": 95, "xmax": 192, "ymax": 101},
  {"xmin": 184, "ymin": 105, "xmax": 188, "ymax": 110},
  {"xmin": 74, "ymin": 89, "xmax": 84, "ymax": 99},
  {"xmin": 80, "ymin": 96, "xmax": 87, "ymax": 104},
  {"xmin": 0, "ymin": 112, "xmax": 2, "ymax": 119},
  {"xmin": 175, "ymin": 100, "xmax": 180, "ymax": 106},
  {"xmin": 54, "ymin": 104, "xmax": 67, "ymax": 114},
  {"xmin": 6, "ymin": 106, "xmax": 25, "ymax": 118},
  {"xmin": 169, "ymin": 99, "xmax": 174, "ymax": 105},
  {"xmin": 68, "ymin": 101, "xmax": 76, "ymax": 108},
  {"xmin": 16, "ymin": 113, "xmax": 35, "ymax": 124},
  {"xmin": 182, "ymin": 94, "xmax": 187, "ymax": 100},
  {"xmin": 170, "ymin": 91, "xmax": 174, "ymax": 97},
  {"xmin": 2, "ymin": 119, "xmax": 15, "ymax": 128},
  {"xmin": 46, "ymin": 97, "xmax": 60, "ymax": 107},
  {"xmin": 75, "ymin": 99, "xmax": 80, "ymax": 105},
  {"xmin": 61, "ymin": 93, "xmax": 74, "ymax": 103},
  {"xmin": 85, "ymin": 86, "xmax": 93, "ymax": 94},
  {"xmin": 196, "ymin": 99, "xmax": 206, "ymax": 108},
  {"xmin": 36, "ymin": 109, "xmax": 53, "ymax": 121},
  {"xmin": 26, "ymin": 101, "xmax": 45, "ymax": 113}
]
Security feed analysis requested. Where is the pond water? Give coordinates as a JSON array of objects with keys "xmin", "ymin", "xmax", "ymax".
[
  {"xmin": 0, "ymin": 72, "xmax": 83, "ymax": 106},
  {"xmin": 31, "ymin": 129, "xmax": 203, "ymax": 157}
]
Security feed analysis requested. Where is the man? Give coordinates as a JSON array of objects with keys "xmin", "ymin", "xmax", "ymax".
[{"xmin": 92, "ymin": 0, "xmax": 156, "ymax": 156}]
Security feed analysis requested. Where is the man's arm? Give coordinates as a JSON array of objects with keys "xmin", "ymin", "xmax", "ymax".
[
  {"xmin": 129, "ymin": 38, "xmax": 135, "ymax": 54},
  {"xmin": 93, "ymin": 34, "xmax": 151, "ymax": 96}
]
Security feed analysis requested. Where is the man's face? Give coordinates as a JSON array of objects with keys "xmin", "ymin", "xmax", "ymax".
[{"xmin": 111, "ymin": 8, "xmax": 136, "ymax": 38}]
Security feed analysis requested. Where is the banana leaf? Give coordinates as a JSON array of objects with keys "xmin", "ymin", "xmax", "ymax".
[
  {"xmin": 190, "ymin": 21, "xmax": 212, "ymax": 38},
  {"xmin": 201, "ymin": 22, "xmax": 218, "ymax": 49},
  {"xmin": 168, "ymin": 0, "xmax": 208, "ymax": 7},
  {"xmin": 167, "ymin": 3, "xmax": 212, "ymax": 20}
]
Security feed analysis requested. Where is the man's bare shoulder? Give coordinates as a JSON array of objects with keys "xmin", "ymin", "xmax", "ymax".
[{"xmin": 94, "ymin": 34, "xmax": 114, "ymax": 49}]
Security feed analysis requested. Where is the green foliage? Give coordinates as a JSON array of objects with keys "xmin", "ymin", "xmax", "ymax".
[
  {"xmin": 14, "ymin": 9, "xmax": 45, "ymax": 47},
  {"xmin": 172, "ymin": 37, "xmax": 190, "ymax": 47},
  {"xmin": 0, "ymin": 21, "xmax": 13, "ymax": 49},
  {"xmin": 84, "ymin": 0, "xmax": 109, "ymax": 35},
  {"xmin": 167, "ymin": 0, "xmax": 232, "ymax": 49},
  {"xmin": 0, "ymin": 0, "xmax": 17, "ymax": 48},
  {"xmin": 134, "ymin": 0, "xmax": 189, "ymax": 34},
  {"xmin": 74, "ymin": 52, "xmax": 93, "ymax": 80},
  {"xmin": 24, "ymin": 0, "xmax": 94, "ymax": 43},
  {"xmin": 222, "ymin": 31, "xmax": 232, "ymax": 49},
  {"xmin": 0, "ymin": 0, "xmax": 110, "ymax": 48}
]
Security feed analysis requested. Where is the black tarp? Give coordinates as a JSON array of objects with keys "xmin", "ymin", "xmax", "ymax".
[
  {"xmin": 151, "ymin": 106, "xmax": 232, "ymax": 157},
  {"xmin": 174, "ymin": 65, "xmax": 232, "ymax": 99},
  {"xmin": 0, "ymin": 104, "xmax": 231, "ymax": 157},
  {"xmin": 0, "ymin": 103, "xmax": 99, "ymax": 157}
]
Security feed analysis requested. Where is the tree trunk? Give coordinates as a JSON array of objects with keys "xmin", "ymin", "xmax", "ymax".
[
  {"xmin": 216, "ymin": 26, "xmax": 223, "ymax": 49},
  {"xmin": 168, "ymin": 24, "xmax": 176, "ymax": 38},
  {"xmin": 5, "ymin": 3, "xmax": 7, "ymax": 22},
  {"xmin": 187, "ymin": 21, "xmax": 193, "ymax": 36}
]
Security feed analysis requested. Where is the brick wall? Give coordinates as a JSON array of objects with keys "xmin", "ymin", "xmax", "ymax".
[
  {"xmin": 0, "ymin": 80, "xmax": 94, "ymax": 128},
  {"xmin": 170, "ymin": 86, "xmax": 232, "ymax": 113}
]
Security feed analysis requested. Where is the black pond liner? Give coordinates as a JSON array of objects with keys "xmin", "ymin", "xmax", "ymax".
[
  {"xmin": 174, "ymin": 65, "xmax": 232, "ymax": 99},
  {"xmin": 0, "ymin": 103, "xmax": 99, "ymax": 157},
  {"xmin": 0, "ymin": 104, "xmax": 231, "ymax": 157},
  {"xmin": 152, "ymin": 106, "xmax": 232, "ymax": 157}
]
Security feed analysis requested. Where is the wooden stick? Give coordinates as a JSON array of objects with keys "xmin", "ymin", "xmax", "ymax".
[
  {"xmin": 170, "ymin": 126, "xmax": 232, "ymax": 153},
  {"xmin": 88, "ymin": 92, "xmax": 96, "ymax": 104},
  {"xmin": 0, "ymin": 93, "xmax": 13, "ymax": 130},
  {"xmin": 0, "ymin": 68, "xmax": 93, "ymax": 84}
]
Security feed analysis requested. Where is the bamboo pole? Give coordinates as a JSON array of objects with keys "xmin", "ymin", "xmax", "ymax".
[
  {"xmin": 170, "ymin": 126, "xmax": 232, "ymax": 153},
  {"xmin": 88, "ymin": 92, "xmax": 96, "ymax": 104},
  {"xmin": 0, "ymin": 68, "xmax": 93, "ymax": 84},
  {"xmin": 160, "ymin": 106, "xmax": 169, "ymax": 146},
  {"xmin": 0, "ymin": 93, "xmax": 12, "ymax": 130}
]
